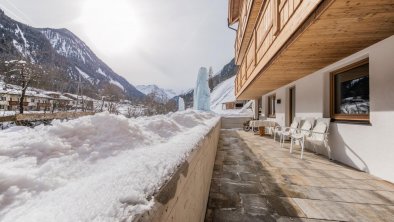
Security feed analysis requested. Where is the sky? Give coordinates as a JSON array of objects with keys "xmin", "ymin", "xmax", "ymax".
[{"xmin": 0, "ymin": 0, "xmax": 235, "ymax": 91}]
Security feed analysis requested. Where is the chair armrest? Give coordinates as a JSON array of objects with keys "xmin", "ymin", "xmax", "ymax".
[{"xmin": 310, "ymin": 131, "xmax": 330, "ymax": 135}]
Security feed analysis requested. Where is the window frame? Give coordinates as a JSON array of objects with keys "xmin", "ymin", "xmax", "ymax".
[
  {"xmin": 330, "ymin": 58, "xmax": 370, "ymax": 122},
  {"xmin": 267, "ymin": 94, "xmax": 276, "ymax": 118}
]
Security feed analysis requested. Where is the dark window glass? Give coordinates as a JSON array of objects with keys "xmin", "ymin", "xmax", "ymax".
[
  {"xmin": 334, "ymin": 63, "xmax": 369, "ymax": 115},
  {"xmin": 268, "ymin": 94, "xmax": 276, "ymax": 117},
  {"xmin": 235, "ymin": 103, "xmax": 243, "ymax": 108}
]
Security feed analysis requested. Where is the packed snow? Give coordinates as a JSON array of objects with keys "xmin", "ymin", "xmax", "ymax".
[
  {"xmin": 193, "ymin": 67, "xmax": 211, "ymax": 111},
  {"xmin": 0, "ymin": 110, "xmax": 220, "ymax": 221}
]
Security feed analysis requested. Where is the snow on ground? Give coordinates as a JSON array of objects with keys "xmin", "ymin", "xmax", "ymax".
[
  {"xmin": 210, "ymin": 76, "xmax": 253, "ymax": 117},
  {"xmin": 97, "ymin": 68, "xmax": 107, "ymax": 77},
  {"xmin": 109, "ymin": 78, "xmax": 124, "ymax": 91},
  {"xmin": 0, "ymin": 110, "xmax": 219, "ymax": 221}
]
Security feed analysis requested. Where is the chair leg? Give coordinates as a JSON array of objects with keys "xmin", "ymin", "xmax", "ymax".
[
  {"xmin": 274, "ymin": 131, "xmax": 276, "ymax": 141},
  {"xmin": 280, "ymin": 135, "xmax": 283, "ymax": 147},
  {"xmin": 290, "ymin": 137, "xmax": 294, "ymax": 153},
  {"xmin": 325, "ymin": 140, "xmax": 332, "ymax": 160},
  {"xmin": 300, "ymin": 137, "xmax": 305, "ymax": 159}
]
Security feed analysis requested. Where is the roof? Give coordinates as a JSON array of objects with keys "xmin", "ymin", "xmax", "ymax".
[
  {"xmin": 0, "ymin": 89, "xmax": 52, "ymax": 99},
  {"xmin": 228, "ymin": 0, "xmax": 243, "ymax": 25},
  {"xmin": 63, "ymin": 93, "xmax": 95, "ymax": 101}
]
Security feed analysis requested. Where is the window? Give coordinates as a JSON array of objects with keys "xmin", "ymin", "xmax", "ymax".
[
  {"xmin": 330, "ymin": 59, "xmax": 369, "ymax": 122},
  {"xmin": 268, "ymin": 94, "xmax": 276, "ymax": 117},
  {"xmin": 1, "ymin": 97, "xmax": 6, "ymax": 101},
  {"xmin": 0, "ymin": 105, "xmax": 4, "ymax": 109},
  {"xmin": 31, "ymin": 99, "xmax": 35, "ymax": 102}
]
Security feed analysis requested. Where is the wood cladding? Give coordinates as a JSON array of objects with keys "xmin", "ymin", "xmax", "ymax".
[{"xmin": 233, "ymin": 0, "xmax": 394, "ymax": 99}]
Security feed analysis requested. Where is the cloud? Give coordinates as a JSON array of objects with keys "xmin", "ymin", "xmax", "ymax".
[{"xmin": 0, "ymin": 0, "xmax": 235, "ymax": 91}]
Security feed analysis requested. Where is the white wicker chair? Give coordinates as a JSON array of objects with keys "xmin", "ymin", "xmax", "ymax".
[
  {"xmin": 290, "ymin": 117, "xmax": 315, "ymax": 159},
  {"xmin": 306, "ymin": 118, "xmax": 332, "ymax": 160},
  {"xmin": 278, "ymin": 117, "xmax": 302, "ymax": 147}
]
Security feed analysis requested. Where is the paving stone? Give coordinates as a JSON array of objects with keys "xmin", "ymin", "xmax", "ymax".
[
  {"xmin": 205, "ymin": 130, "xmax": 394, "ymax": 221},
  {"xmin": 239, "ymin": 172, "xmax": 261, "ymax": 182},
  {"xmin": 216, "ymin": 171, "xmax": 241, "ymax": 181},
  {"xmin": 208, "ymin": 192, "xmax": 241, "ymax": 209},
  {"xmin": 212, "ymin": 209, "xmax": 277, "ymax": 222},
  {"xmin": 220, "ymin": 180, "xmax": 263, "ymax": 195},
  {"xmin": 240, "ymin": 194, "xmax": 272, "ymax": 215}
]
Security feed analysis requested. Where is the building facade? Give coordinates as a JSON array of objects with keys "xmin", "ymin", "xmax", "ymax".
[{"xmin": 228, "ymin": 0, "xmax": 394, "ymax": 182}]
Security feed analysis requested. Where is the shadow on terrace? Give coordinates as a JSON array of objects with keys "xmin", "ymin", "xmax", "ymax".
[{"xmin": 205, "ymin": 130, "xmax": 394, "ymax": 221}]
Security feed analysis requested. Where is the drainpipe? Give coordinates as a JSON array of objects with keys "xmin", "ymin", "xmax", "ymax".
[
  {"xmin": 227, "ymin": 19, "xmax": 238, "ymax": 32},
  {"xmin": 253, "ymin": 99, "xmax": 259, "ymax": 120}
]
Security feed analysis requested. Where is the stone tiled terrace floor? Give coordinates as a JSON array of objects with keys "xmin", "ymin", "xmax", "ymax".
[{"xmin": 205, "ymin": 130, "xmax": 394, "ymax": 222}]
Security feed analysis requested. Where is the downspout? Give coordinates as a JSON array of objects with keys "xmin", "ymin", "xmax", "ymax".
[{"xmin": 227, "ymin": 19, "xmax": 238, "ymax": 32}]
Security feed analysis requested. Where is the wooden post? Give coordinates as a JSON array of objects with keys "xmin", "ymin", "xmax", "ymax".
[{"xmin": 272, "ymin": 0, "xmax": 280, "ymax": 36}]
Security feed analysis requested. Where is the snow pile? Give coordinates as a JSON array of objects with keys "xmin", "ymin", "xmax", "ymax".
[
  {"xmin": 193, "ymin": 67, "xmax": 211, "ymax": 111},
  {"xmin": 0, "ymin": 110, "xmax": 220, "ymax": 221},
  {"xmin": 210, "ymin": 76, "xmax": 253, "ymax": 117}
]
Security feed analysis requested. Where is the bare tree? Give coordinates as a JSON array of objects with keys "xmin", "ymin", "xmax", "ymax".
[
  {"xmin": 4, "ymin": 60, "xmax": 43, "ymax": 114},
  {"xmin": 98, "ymin": 84, "xmax": 124, "ymax": 114}
]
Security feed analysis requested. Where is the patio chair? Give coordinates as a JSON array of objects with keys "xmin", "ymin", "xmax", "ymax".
[
  {"xmin": 289, "ymin": 117, "xmax": 315, "ymax": 159},
  {"xmin": 266, "ymin": 119, "xmax": 279, "ymax": 137},
  {"xmin": 305, "ymin": 118, "xmax": 332, "ymax": 160},
  {"xmin": 277, "ymin": 117, "xmax": 302, "ymax": 147}
]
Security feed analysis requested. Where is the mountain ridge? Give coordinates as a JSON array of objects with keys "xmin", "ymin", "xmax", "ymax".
[
  {"xmin": 136, "ymin": 84, "xmax": 182, "ymax": 103},
  {"xmin": 176, "ymin": 58, "xmax": 238, "ymax": 108},
  {"xmin": 0, "ymin": 9, "xmax": 144, "ymax": 101}
]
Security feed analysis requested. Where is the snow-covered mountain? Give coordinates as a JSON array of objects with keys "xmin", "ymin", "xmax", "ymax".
[
  {"xmin": 176, "ymin": 59, "xmax": 238, "ymax": 108},
  {"xmin": 136, "ymin": 84, "xmax": 180, "ymax": 103},
  {"xmin": 210, "ymin": 75, "xmax": 252, "ymax": 116},
  {"xmin": 0, "ymin": 9, "xmax": 144, "ymax": 101},
  {"xmin": 210, "ymin": 76, "xmax": 236, "ymax": 112}
]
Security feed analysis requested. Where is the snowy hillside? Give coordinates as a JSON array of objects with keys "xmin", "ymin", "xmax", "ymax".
[
  {"xmin": 136, "ymin": 85, "xmax": 180, "ymax": 102},
  {"xmin": 0, "ymin": 111, "xmax": 220, "ymax": 221},
  {"xmin": 210, "ymin": 76, "xmax": 252, "ymax": 116},
  {"xmin": 0, "ymin": 10, "xmax": 144, "ymax": 100},
  {"xmin": 210, "ymin": 76, "xmax": 236, "ymax": 112}
]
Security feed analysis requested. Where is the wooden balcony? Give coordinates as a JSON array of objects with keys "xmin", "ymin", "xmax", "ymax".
[
  {"xmin": 234, "ymin": 0, "xmax": 394, "ymax": 99},
  {"xmin": 8, "ymin": 101, "xmax": 28, "ymax": 106},
  {"xmin": 37, "ymin": 103, "xmax": 51, "ymax": 108}
]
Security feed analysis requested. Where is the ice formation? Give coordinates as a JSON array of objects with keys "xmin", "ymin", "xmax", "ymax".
[
  {"xmin": 193, "ymin": 67, "xmax": 211, "ymax": 111},
  {"xmin": 178, "ymin": 97, "xmax": 185, "ymax": 111}
]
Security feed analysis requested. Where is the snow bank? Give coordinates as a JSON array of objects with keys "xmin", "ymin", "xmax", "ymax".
[{"xmin": 0, "ymin": 110, "xmax": 220, "ymax": 222}]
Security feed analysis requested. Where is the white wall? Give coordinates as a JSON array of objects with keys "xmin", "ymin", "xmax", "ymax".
[{"xmin": 261, "ymin": 36, "xmax": 394, "ymax": 183}]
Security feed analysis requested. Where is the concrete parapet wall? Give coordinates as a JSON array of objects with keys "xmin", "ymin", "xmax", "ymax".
[
  {"xmin": 135, "ymin": 120, "xmax": 221, "ymax": 222},
  {"xmin": 221, "ymin": 116, "xmax": 251, "ymax": 129},
  {"xmin": 1, "ymin": 112, "xmax": 95, "ymax": 123}
]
